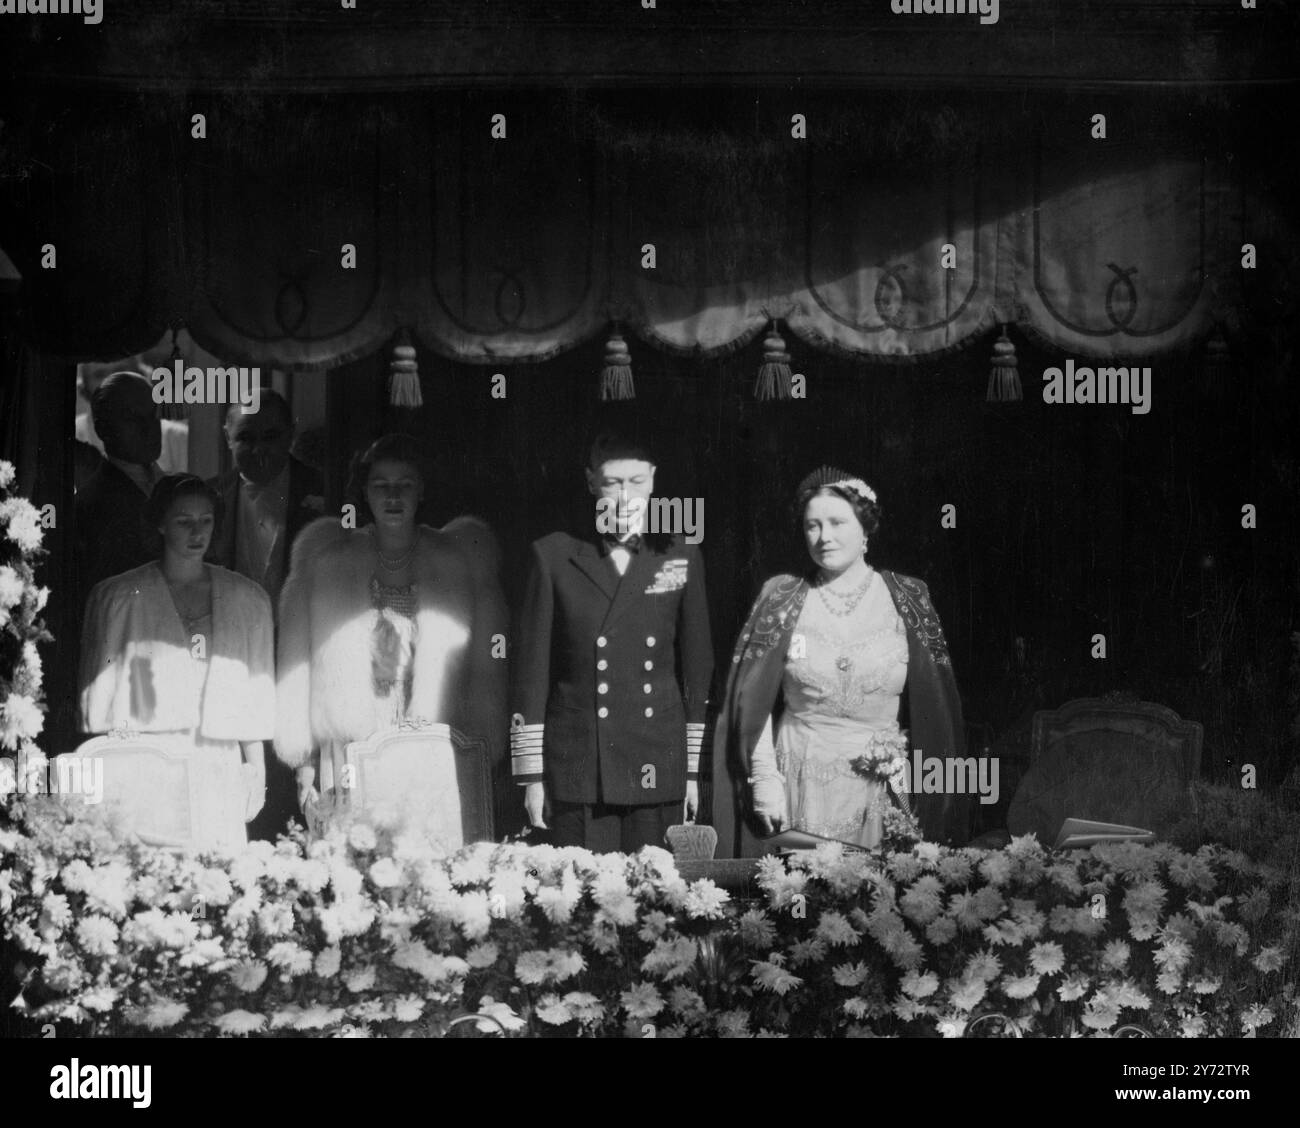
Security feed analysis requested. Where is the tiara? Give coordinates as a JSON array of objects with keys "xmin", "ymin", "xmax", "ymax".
[{"xmin": 797, "ymin": 465, "xmax": 878, "ymax": 504}]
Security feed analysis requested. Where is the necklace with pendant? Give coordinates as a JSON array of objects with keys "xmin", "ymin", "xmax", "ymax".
[{"xmin": 817, "ymin": 569, "xmax": 874, "ymax": 617}]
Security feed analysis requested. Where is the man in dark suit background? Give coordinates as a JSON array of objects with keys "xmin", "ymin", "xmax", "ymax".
[
  {"xmin": 206, "ymin": 389, "xmax": 324, "ymax": 609},
  {"xmin": 207, "ymin": 388, "xmax": 323, "ymax": 841},
  {"xmin": 74, "ymin": 372, "xmax": 164, "ymax": 603},
  {"xmin": 510, "ymin": 432, "xmax": 713, "ymax": 852}
]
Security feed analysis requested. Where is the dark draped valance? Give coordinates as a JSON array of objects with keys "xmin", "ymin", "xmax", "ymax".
[{"xmin": 1, "ymin": 91, "xmax": 1292, "ymax": 369}]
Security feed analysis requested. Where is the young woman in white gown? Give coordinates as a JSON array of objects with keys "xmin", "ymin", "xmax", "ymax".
[{"xmin": 79, "ymin": 475, "xmax": 275, "ymax": 850}]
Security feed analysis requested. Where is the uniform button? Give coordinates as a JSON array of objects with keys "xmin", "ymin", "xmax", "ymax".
[
  {"xmin": 598, "ymin": 706, "xmax": 609, "ymax": 719},
  {"xmin": 596, "ymin": 636, "xmax": 608, "ymax": 648},
  {"xmin": 646, "ymin": 636, "xmax": 656, "ymax": 647},
  {"xmin": 643, "ymin": 683, "xmax": 652, "ymax": 694},
  {"xmin": 644, "ymin": 660, "xmax": 653, "ymax": 671},
  {"xmin": 598, "ymin": 682, "xmax": 609, "ymax": 695},
  {"xmin": 644, "ymin": 707, "xmax": 654, "ymax": 718},
  {"xmin": 597, "ymin": 659, "xmax": 608, "ymax": 671}
]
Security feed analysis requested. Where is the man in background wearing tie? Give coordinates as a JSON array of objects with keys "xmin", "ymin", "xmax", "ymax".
[
  {"xmin": 510, "ymin": 432, "xmax": 713, "ymax": 852},
  {"xmin": 207, "ymin": 388, "xmax": 323, "ymax": 839},
  {"xmin": 207, "ymin": 389, "xmax": 323, "ymax": 610}
]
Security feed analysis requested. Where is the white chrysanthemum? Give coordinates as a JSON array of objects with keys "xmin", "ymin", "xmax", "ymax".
[
  {"xmin": 466, "ymin": 941, "xmax": 499, "ymax": 969},
  {"xmin": 1240, "ymin": 1004, "xmax": 1274, "ymax": 1033},
  {"xmin": 937, "ymin": 853, "xmax": 974, "ymax": 887},
  {"xmin": 0, "ymin": 565, "xmax": 24, "ymax": 610},
  {"xmin": 212, "ymin": 1010, "xmax": 268, "ymax": 1035},
  {"xmin": 178, "ymin": 939, "xmax": 226, "ymax": 969},
  {"xmin": 0, "ymin": 694, "xmax": 44, "ymax": 750},
  {"xmin": 1029, "ymin": 942, "xmax": 1065, "ymax": 976},
  {"xmin": 978, "ymin": 852, "xmax": 1014, "ymax": 887},
  {"xmin": 137, "ymin": 999, "xmax": 188, "ymax": 1030},
  {"xmin": 1100, "ymin": 939, "xmax": 1130, "ymax": 970},
  {"xmin": 965, "ymin": 951, "xmax": 1002, "ymax": 983},
  {"xmin": 949, "ymin": 978, "xmax": 987, "ymax": 1012},
  {"xmin": 832, "ymin": 962, "xmax": 872, "ymax": 988},
  {"xmin": 0, "ymin": 498, "xmax": 43, "ymax": 552},
  {"xmin": 816, "ymin": 909, "xmax": 861, "ymax": 947},
  {"xmin": 620, "ymin": 981, "xmax": 667, "ymax": 1019},
  {"xmin": 668, "ymin": 985, "xmax": 706, "ymax": 1018},
  {"xmin": 1002, "ymin": 973, "xmax": 1040, "ymax": 1000},
  {"xmin": 751, "ymin": 959, "xmax": 803, "ymax": 996},
  {"xmin": 534, "ymin": 994, "xmax": 573, "ymax": 1026},
  {"xmin": 925, "ymin": 916, "xmax": 958, "ymax": 946},
  {"xmin": 1252, "ymin": 946, "xmax": 1285, "ymax": 974},
  {"xmin": 453, "ymin": 889, "xmax": 493, "ymax": 939},
  {"xmin": 229, "ymin": 961, "xmax": 270, "ymax": 992},
  {"xmin": 368, "ymin": 858, "xmax": 401, "ymax": 888},
  {"xmin": 315, "ymin": 946, "xmax": 342, "ymax": 978},
  {"xmin": 1180, "ymin": 1014, "xmax": 1207, "ymax": 1038},
  {"xmin": 256, "ymin": 901, "xmax": 295, "ymax": 938},
  {"xmin": 347, "ymin": 823, "xmax": 378, "ymax": 852},
  {"xmin": 344, "ymin": 966, "xmax": 377, "ymax": 993},
  {"xmin": 1057, "ymin": 975, "xmax": 1090, "ymax": 1001},
  {"xmin": 901, "ymin": 970, "xmax": 939, "ymax": 998},
  {"xmin": 80, "ymin": 986, "xmax": 120, "ymax": 1013},
  {"xmin": 561, "ymin": 991, "xmax": 604, "ymax": 1026},
  {"xmin": 328, "ymin": 861, "xmax": 364, "ymax": 899},
  {"xmin": 684, "ymin": 879, "xmax": 729, "ymax": 920},
  {"xmin": 266, "ymin": 942, "xmax": 313, "ymax": 976},
  {"xmin": 293, "ymin": 1005, "xmax": 348, "ymax": 1031},
  {"xmin": 0, "ymin": 460, "xmax": 14, "ymax": 489}
]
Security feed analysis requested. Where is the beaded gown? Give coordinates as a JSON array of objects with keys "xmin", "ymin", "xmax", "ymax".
[{"xmin": 749, "ymin": 568, "xmax": 909, "ymax": 846}]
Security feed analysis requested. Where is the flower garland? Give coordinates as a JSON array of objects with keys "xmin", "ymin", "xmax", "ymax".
[
  {"xmin": 2, "ymin": 790, "xmax": 1294, "ymax": 1039},
  {"xmin": 0, "ymin": 460, "xmax": 50, "ymax": 755}
]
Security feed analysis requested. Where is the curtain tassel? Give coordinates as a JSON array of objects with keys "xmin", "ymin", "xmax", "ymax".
[
  {"xmin": 389, "ymin": 330, "xmax": 422, "ymax": 408},
  {"xmin": 755, "ymin": 320, "xmax": 793, "ymax": 401},
  {"xmin": 987, "ymin": 325, "xmax": 1021, "ymax": 402},
  {"xmin": 599, "ymin": 325, "xmax": 635, "ymax": 401}
]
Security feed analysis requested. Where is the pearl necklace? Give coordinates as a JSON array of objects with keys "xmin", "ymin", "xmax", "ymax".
[{"xmin": 816, "ymin": 568, "xmax": 874, "ymax": 618}]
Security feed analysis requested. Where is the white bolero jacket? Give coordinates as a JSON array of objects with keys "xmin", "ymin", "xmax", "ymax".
[{"xmin": 79, "ymin": 562, "xmax": 276, "ymax": 742}]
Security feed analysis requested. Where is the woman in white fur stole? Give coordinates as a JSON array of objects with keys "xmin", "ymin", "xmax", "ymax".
[
  {"xmin": 79, "ymin": 474, "xmax": 275, "ymax": 851},
  {"xmin": 275, "ymin": 434, "xmax": 508, "ymax": 843}
]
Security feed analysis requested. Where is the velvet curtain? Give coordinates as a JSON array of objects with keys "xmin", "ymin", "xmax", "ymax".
[{"xmin": 1, "ymin": 92, "xmax": 1287, "ymax": 369}]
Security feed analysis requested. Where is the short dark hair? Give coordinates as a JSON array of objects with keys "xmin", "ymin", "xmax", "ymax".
[
  {"xmin": 588, "ymin": 430, "xmax": 656, "ymax": 472},
  {"xmin": 145, "ymin": 474, "xmax": 224, "ymax": 533},
  {"xmin": 794, "ymin": 483, "xmax": 883, "ymax": 544},
  {"xmin": 89, "ymin": 371, "xmax": 151, "ymax": 434},
  {"xmin": 346, "ymin": 433, "xmax": 432, "ymax": 523},
  {"xmin": 225, "ymin": 388, "xmax": 292, "ymax": 431}
]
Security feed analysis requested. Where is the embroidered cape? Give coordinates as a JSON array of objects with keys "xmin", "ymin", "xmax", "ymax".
[{"xmin": 708, "ymin": 570, "xmax": 970, "ymax": 858}]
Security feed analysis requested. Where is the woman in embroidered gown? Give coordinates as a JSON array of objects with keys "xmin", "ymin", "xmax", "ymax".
[
  {"xmin": 79, "ymin": 475, "xmax": 275, "ymax": 851},
  {"xmin": 274, "ymin": 434, "xmax": 507, "ymax": 843},
  {"xmin": 709, "ymin": 466, "xmax": 970, "ymax": 858}
]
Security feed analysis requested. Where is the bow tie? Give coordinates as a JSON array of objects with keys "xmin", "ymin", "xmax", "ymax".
[{"xmin": 601, "ymin": 533, "xmax": 642, "ymax": 555}]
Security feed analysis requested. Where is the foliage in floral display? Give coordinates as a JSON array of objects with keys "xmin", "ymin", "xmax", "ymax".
[{"xmin": 2, "ymin": 789, "xmax": 1297, "ymax": 1038}]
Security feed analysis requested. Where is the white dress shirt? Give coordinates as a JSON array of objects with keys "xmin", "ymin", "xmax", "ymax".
[{"xmin": 235, "ymin": 465, "xmax": 290, "ymax": 602}]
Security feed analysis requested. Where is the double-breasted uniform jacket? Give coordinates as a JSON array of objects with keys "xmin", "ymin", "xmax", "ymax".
[{"xmin": 510, "ymin": 531, "xmax": 713, "ymax": 807}]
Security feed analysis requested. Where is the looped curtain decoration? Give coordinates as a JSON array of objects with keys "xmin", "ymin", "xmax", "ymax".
[{"xmin": 2, "ymin": 96, "xmax": 1289, "ymax": 375}]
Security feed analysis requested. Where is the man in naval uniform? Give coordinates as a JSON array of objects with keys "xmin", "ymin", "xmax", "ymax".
[{"xmin": 510, "ymin": 433, "xmax": 713, "ymax": 852}]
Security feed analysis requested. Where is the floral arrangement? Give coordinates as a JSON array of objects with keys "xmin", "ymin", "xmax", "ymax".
[
  {"xmin": 851, "ymin": 729, "xmax": 911, "ymax": 797},
  {"xmin": 0, "ymin": 459, "xmax": 49, "ymax": 755},
  {"xmin": 2, "ymin": 786, "xmax": 1295, "ymax": 1038}
]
